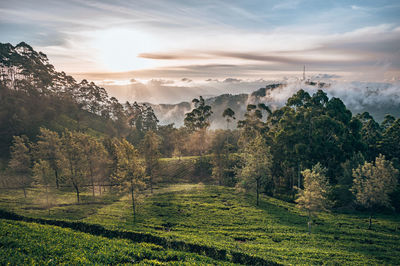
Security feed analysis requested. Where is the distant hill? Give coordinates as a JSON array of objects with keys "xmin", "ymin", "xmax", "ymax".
[
  {"xmin": 1, "ymin": 41, "xmax": 398, "ymax": 133},
  {"xmin": 150, "ymin": 80, "xmax": 400, "ymax": 128}
]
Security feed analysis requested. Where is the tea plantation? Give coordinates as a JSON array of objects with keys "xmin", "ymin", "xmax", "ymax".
[
  {"xmin": 0, "ymin": 219, "xmax": 231, "ymax": 265},
  {"xmin": 1, "ymin": 184, "xmax": 400, "ymax": 265}
]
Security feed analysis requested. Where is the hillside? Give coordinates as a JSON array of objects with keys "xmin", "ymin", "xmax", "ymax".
[
  {"xmin": 0, "ymin": 219, "xmax": 230, "ymax": 265},
  {"xmin": 1, "ymin": 184, "xmax": 399, "ymax": 265},
  {"xmin": 0, "ymin": 42, "xmax": 158, "ymax": 157},
  {"xmin": 151, "ymin": 80, "xmax": 400, "ymax": 128}
]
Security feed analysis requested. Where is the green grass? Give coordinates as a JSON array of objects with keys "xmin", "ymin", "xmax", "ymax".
[
  {"xmin": 0, "ymin": 186, "xmax": 121, "ymax": 220},
  {"xmin": 0, "ymin": 219, "xmax": 230, "ymax": 265},
  {"xmin": 84, "ymin": 184, "xmax": 400, "ymax": 265},
  {"xmin": 1, "ymin": 184, "xmax": 400, "ymax": 264}
]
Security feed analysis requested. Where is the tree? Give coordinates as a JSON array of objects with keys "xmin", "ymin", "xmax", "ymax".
[
  {"xmin": 352, "ymin": 154, "xmax": 398, "ymax": 229},
  {"xmin": 379, "ymin": 118, "xmax": 400, "ymax": 161},
  {"xmin": 237, "ymin": 134, "xmax": 272, "ymax": 206},
  {"xmin": 59, "ymin": 130, "xmax": 88, "ymax": 203},
  {"xmin": 34, "ymin": 128, "xmax": 62, "ymax": 189},
  {"xmin": 296, "ymin": 163, "xmax": 332, "ymax": 233},
  {"xmin": 222, "ymin": 108, "xmax": 236, "ymax": 130},
  {"xmin": 184, "ymin": 96, "xmax": 212, "ymax": 131},
  {"xmin": 112, "ymin": 139, "xmax": 145, "ymax": 218},
  {"xmin": 141, "ymin": 130, "xmax": 161, "ymax": 193},
  {"xmin": 357, "ymin": 112, "xmax": 382, "ymax": 161},
  {"xmin": 335, "ymin": 152, "xmax": 365, "ymax": 207},
  {"xmin": 238, "ymin": 103, "xmax": 271, "ymax": 143},
  {"xmin": 8, "ymin": 135, "xmax": 32, "ymax": 198},
  {"xmin": 80, "ymin": 134, "xmax": 108, "ymax": 197},
  {"xmin": 211, "ymin": 130, "xmax": 229, "ymax": 186},
  {"xmin": 32, "ymin": 159, "xmax": 53, "ymax": 212}
]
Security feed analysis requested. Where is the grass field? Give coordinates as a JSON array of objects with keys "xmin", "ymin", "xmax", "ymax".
[
  {"xmin": 0, "ymin": 219, "xmax": 231, "ymax": 265},
  {"xmin": 1, "ymin": 184, "xmax": 400, "ymax": 265}
]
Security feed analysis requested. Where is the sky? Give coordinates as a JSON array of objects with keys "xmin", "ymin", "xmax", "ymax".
[{"xmin": 1, "ymin": 0, "xmax": 400, "ymax": 103}]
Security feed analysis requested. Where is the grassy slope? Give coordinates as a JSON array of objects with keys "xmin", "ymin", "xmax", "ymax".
[
  {"xmin": 85, "ymin": 184, "xmax": 400, "ymax": 265},
  {"xmin": 0, "ymin": 219, "xmax": 230, "ymax": 265},
  {"xmin": 1, "ymin": 184, "xmax": 400, "ymax": 265}
]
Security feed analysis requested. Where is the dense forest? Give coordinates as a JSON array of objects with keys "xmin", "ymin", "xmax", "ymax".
[
  {"xmin": 0, "ymin": 43, "xmax": 400, "ymax": 264},
  {"xmin": 1, "ymin": 43, "xmax": 400, "ymax": 217}
]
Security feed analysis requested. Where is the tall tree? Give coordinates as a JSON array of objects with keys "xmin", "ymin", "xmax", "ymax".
[
  {"xmin": 184, "ymin": 96, "xmax": 212, "ymax": 131},
  {"xmin": 112, "ymin": 139, "xmax": 145, "ymax": 218},
  {"xmin": 237, "ymin": 134, "xmax": 272, "ymax": 206},
  {"xmin": 296, "ymin": 163, "xmax": 332, "ymax": 233},
  {"xmin": 8, "ymin": 135, "xmax": 32, "ymax": 198},
  {"xmin": 34, "ymin": 128, "xmax": 62, "ymax": 189},
  {"xmin": 211, "ymin": 130, "xmax": 229, "ymax": 186},
  {"xmin": 238, "ymin": 103, "xmax": 271, "ymax": 143},
  {"xmin": 222, "ymin": 108, "xmax": 236, "ymax": 130},
  {"xmin": 59, "ymin": 130, "xmax": 88, "ymax": 203},
  {"xmin": 81, "ymin": 134, "xmax": 108, "ymax": 197},
  {"xmin": 352, "ymin": 154, "xmax": 398, "ymax": 229},
  {"xmin": 141, "ymin": 130, "xmax": 161, "ymax": 193},
  {"xmin": 379, "ymin": 118, "xmax": 400, "ymax": 162},
  {"xmin": 32, "ymin": 159, "xmax": 53, "ymax": 212}
]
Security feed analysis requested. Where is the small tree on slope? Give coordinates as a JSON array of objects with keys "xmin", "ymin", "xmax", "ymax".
[
  {"xmin": 351, "ymin": 154, "xmax": 398, "ymax": 229},
  {"xmin": 237, "ymin": 134, "xmax": 272, "ymax": 206},
  {"xmin": 296, "ymin": 163, "xmax": 332, "ymax": 233}
]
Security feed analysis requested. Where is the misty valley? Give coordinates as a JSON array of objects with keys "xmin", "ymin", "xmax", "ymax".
[{"xmin": 1, "ymin": 1, "xmax": 400, "ymax": 265}]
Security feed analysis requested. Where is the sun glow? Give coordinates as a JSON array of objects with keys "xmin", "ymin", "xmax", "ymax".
[{"xmin": 89, "ymin": 28, "xmax": 160, "ymax": 72}]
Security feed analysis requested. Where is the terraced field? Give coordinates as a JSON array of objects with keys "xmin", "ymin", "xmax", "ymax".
[
  {"xmin": 0, "ymin": 219, "xmax": 231, "ymax": 265},
  {"xmin": 1, "ymin": 184, "xmax": 400, "ymax": 265}
]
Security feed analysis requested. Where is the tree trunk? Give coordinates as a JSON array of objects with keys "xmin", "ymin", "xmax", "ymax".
[
  {"xmin": 22, "ymin": 187, "xmax": 26, "ymax": 198},
  {"xmin": 91, "ymin": 176, "xmax": 95, "ymax": 197},
  {"xmin": 149, "ymin": 170, "xmax": 153, "ymax": 194},
  {"xmin": 297, "ymin": 163, "xmax": 301, "ymax": 188},
  {"xmin": 308, "ymin": 210, "xmax": 312, "ymax": 234},
  {"xmin": 55, "ymin": 169, "xmax": 59, "ymax": 189},
  {"xmin": 256, "ymin": 178, "xmax": 260, "ymax": 206},
  {"xmin": 131, "ymin": 180, "xmax": 136, "ymax": 218},
  {"xmin": 74, "ymin": 184, "xmax": 80, "ymax": 203},
  {"xmin": 368, "ymin": 212, "xmax": 372, "ymax": 230},
  {"xmin": 46, "ymin": 185, "xmax": 50, "ymax": 215}
]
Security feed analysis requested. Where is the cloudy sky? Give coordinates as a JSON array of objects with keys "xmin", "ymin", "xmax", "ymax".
[{"xmin": 1, "ymin": 0, "xmax": 400, "ymax": 103}]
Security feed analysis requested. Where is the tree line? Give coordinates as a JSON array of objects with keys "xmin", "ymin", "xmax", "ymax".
[
  {"xmin": 2, "ymin": 88, "xmax": 400, "ymax": 228},
  {"xmin": 4, "ymin": 128, "xmax": 161, "ymax": 217}
]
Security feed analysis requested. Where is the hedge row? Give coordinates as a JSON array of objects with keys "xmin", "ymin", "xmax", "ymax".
[{"xmin": 0, "ymin": 209, "xmax": 280, "ymax": 265}]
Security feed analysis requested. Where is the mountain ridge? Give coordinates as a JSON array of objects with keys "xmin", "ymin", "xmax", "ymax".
[{"xmin": 1, "ymin": 42, "xmax": 399, "ymax": 129}]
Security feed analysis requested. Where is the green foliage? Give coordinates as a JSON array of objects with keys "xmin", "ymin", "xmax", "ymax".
[
  {"xmin": 268, "ymin": 90, "xmax": 364, "ymax": 196},
  {"xmin": 8, "ymin": 135, "xmax": 33, "ymax": 197},
  {"xmin": 184, "ymin": 96, "xmax": 212, "ymax": 131},
  {"xmin": 335, "ymin": 152, "xmax": 365, "ymax": 207},
  {"xmin": 237, "ymin": 134, "xmax": 272, "ymax": 205},
  {"xmin": 111, "ymin": 138, "xmax": 145, "ymax": 217},
  {"xmin": 1, "ymin": 184, "xmax": 400, "ymax": 264},
  {"xmin": 0, "ymin": 219, "xmax": 227, "ymax": 265},
  {"xmin": 296, "ymin": 163, "xmax": 332, "ymax": 232},
  {"xmin": 141, "ymin": 130, "xmax": 161, "ymax": 192},
  {"xmin": 84, "ymin": 184, "xmax": 400, "ymax": 265},
  {"xmin": 352, "ymin": 154, "xmax": 398, "ymax": 210}
]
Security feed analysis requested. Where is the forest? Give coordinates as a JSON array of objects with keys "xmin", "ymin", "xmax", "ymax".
[{"xmin": 1, "ymin": 48, "xmax": 400, "ymax": 264}]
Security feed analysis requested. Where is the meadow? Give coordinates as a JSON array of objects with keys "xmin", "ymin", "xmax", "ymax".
[{"xmin": 1, "ymin": 183, "xmax": 399, "ymax": 265}]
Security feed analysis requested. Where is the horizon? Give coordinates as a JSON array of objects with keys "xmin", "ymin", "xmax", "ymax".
[{"xmin": 1, "ymin": 0, "xmax": 400, "ymax": 104}]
